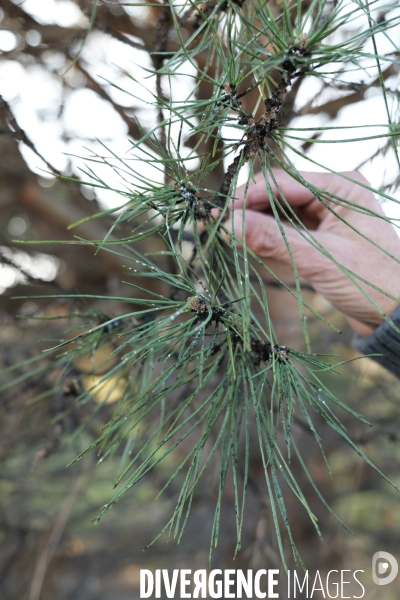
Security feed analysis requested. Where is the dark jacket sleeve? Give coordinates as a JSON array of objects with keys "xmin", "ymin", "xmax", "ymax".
[{"xmin": 353, "ymin": 305, "xmax": 400, "ymax": 378}]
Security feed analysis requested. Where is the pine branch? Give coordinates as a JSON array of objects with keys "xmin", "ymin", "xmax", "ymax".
[{"xmin": 4, "ymin": 0, "xmax": 400, "ymax": 569}]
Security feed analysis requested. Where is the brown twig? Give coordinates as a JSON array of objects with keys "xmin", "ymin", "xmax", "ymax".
[
  {"xmin": 0, "ymin": 251, "xmax": 61, "ymax": 289},
  {"xmin": 152, "ymin": 0, "xmax": 173, "ymax": 163},
  {"xmin": 28, "ymin": 467, "xmax": 93, "ymax": 600},
  {"xmin": 213, "ymin": 148, "xmax": 249, "ymax": 211},
  {"xmin": 0, "ymin": 95, "xmax": 61, "ymax": 176},
  {"xmin": 78, "ymin": 0, "xmax": 149, "ymax": 51}
]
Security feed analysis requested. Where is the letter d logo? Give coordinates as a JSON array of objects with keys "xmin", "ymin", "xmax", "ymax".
[{"xmin": 372, "ymin": 552, "xmax": 398, "ymax": 586}]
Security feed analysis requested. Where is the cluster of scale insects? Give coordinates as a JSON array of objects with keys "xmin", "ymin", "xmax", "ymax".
[
  {"xmin": 209, "ymin": 40, "xmax": 312, "ymax": 211},
  {"xmin": 167, "ymin": 44, "xmax": 312, "ymax": 220},
  {"xmin": 176, "ymin": 184, "xmax": 211, "ymax": 221},
  {"xmin": 220, "ymin": 39, "xmax": 311, "ymax": 155},
  {"xmin": 187, "ymin": 296, "xmax": 289, "ymax": 365}
]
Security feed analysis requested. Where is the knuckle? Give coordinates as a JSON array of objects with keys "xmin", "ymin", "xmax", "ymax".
[{"xmin": 251, "ymin": 221, "xmax": 280, "ymax": 257}]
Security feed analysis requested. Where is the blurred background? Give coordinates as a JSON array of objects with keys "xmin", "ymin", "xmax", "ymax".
[{"xmin": 0, "ymin": 1, "xmax": 400, "ymax": 598}]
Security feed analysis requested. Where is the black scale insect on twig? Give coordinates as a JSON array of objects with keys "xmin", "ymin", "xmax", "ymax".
[
  {"xmin": 213, "ymin": 153, "xmax": 245, "ymax": 210},
  {"xmin": 187, "ymin": 295, "xmax": 226, "ymax": 327},
  {"xmin": 251, "ymin": 339, "xmax": 289, "ymax": 365},
  {"xmin": 218, "ymin": 83, "xmax": 247, "ymax": 114}
]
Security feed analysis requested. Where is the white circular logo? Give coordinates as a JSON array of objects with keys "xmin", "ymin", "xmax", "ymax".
[{"xmin": 372, "ymin": 552, "xmax": 398, "ymax": 586}]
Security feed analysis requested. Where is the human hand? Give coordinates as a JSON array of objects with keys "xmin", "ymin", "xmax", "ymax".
[{"xmin": 230, "ymin": 170, "xmax": 400, "ymax": 337}]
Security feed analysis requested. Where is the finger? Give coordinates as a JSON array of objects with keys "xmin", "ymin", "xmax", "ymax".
[
  {"xmin": 235, "ymin": 169, "xmax": 311, "ymax": 211},
  {"xmin": 230, "ymin": 209, "xmax": 327, "ymax": 280},
  {"xmin": 234, "ymin": 169, "xmax": 375, "ymax": 216}
]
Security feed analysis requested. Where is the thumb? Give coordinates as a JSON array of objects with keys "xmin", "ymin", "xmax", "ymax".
[{"xmin": 230, "ymin": 209, "xmax": 325, "ymax": 279}]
